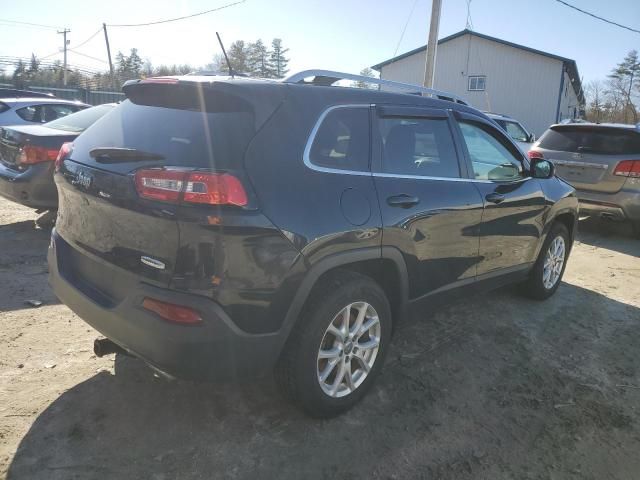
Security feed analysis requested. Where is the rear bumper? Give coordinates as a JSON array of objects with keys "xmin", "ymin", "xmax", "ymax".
[
  {"xmin": 576, "ymin": 186, "xmax": 640, "ymax": 222},
  {"xmin": 48, "ymin": 230, "xmax": 284, "ymax": 381},
  {"xmin": 0, "ymin": 161, "xmax": 57, "ymax": 209}
]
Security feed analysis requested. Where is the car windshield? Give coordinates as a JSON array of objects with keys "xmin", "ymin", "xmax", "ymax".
[
  {"xmin": 44, "ymin": 104, "xmax": 115, "ymax": 133},
  {"xmin": 496, "ymin": 119, "xmax": 529, "ymax": 142}
]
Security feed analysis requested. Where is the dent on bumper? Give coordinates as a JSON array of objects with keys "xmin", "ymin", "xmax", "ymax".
[{"xmin": 48, "ymin": 231, "xmax": 284, "ymax": 381}]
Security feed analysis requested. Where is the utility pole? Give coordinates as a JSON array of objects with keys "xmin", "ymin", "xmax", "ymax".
[
  {"xmin": 57, "ymin": 28, "xmax": 70, "ymax": 86},
  {"xmin": 423, "ymin": 0, "xmax": 442, "ymax": 88},
  {"xmin": 103, "ymin": 23, "xmax": 116, "ymax": 90}
]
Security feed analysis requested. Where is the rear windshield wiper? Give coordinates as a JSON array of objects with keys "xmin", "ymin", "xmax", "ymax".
[{"xmin": 89, "ymin": 147, "xmax": 165, "ymax": 163}]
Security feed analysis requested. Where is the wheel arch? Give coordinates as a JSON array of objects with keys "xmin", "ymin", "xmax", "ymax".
[{"xmin": 276, "ymin": 247, "xmax": 409, "ymax": 354}]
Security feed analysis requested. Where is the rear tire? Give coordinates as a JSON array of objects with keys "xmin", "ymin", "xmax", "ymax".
[
  {"xmin": 521, "ymin": 222, "xmax": 570, "ymax": 300},
  {"xmin": 275, "ymin": 271, "xmax": 392, "ymax": 418}
]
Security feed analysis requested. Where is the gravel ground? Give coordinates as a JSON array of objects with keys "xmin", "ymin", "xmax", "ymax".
[{"xmin": 1, "ymin": 198, "xmax": 639, "ymax": 480}]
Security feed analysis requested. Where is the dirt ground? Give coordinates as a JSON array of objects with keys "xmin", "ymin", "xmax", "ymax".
[{"xmin": 1, "ymin": 197, "xmax": 639, "ymax": 480}]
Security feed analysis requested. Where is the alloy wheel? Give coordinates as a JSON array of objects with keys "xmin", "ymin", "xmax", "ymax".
[
  {"xmin": 316, "ymin": 302, "xmax": 381, "ymax": 398},
  {"xmin": 542, "ymin": 235, "xmax": 565, "ymax": 289}
]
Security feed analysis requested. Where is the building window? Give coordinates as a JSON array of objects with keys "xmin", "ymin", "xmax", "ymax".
[{"xmin": 468, "ymin": 76, "xmax": 486, "ymax": 91}]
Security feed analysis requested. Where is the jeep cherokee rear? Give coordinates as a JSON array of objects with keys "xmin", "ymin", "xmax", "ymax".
[{"xmin": 49, "ymin": 72, "xmax": 578, "ymax": 417}]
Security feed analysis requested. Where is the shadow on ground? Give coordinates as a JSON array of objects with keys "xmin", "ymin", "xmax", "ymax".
[
  {"xmin": 7, "ymin": 282, "xmax": 640, "ymax": 480},
  {"xmin": 577, "ymin": 217, "xmax": 639, "ymax": 257},
  {"xmin": 0, "ymin": 220, "xmax": 60, "ymax": 312}
]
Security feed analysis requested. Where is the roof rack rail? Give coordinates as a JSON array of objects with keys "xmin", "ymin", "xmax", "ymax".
[{"xmin": 282, "ymin": 69, "xmax": 468, "ymax": 105}]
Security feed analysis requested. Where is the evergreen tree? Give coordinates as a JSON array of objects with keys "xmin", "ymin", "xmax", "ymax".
[
  {"xmin": 12, "ymin": 59, "xmax": 26, "ymax": 88},
  {"xmin": 248, "ymin": 39, "xmax": 272, "ymax": 77},
  {"xmin": 269, "ymin": 38, "xmax": 289, "ymax": 78},
  {"xmin": 28, "ymin": 53, "xmax": 40, "ymax": 75},
  {"xmin": 228, "ymin": 40, "xmax": 250, "ymax": 74},
  {"xmin": 128, "ymin": 48, "xmax": 144, "ymax": 77},
  {"xmin": 353, "ymin": 67, "xmax": 376, "ymax": 89}
]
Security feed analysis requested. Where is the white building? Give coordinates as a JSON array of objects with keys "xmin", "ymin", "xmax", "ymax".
[{"xmin": 372, "ymin": 29, "xmax": 584, "ymax": 136}]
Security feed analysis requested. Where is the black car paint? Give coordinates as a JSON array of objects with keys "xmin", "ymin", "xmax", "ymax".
[
  {"xmin": 49, "ymin": 77, "xmax": 578, "ymax": 381},
  {"xmin": 0, "ymin": 125, "xmax": 77, "ymax": 209}
]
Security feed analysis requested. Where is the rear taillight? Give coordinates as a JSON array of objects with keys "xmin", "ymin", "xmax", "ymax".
[
  {"xmin": 184, "ymin": 172, "xmax": 248, "ymax": 206},
  {"xmin": 134, "ymin": 169, "xmax": 248, "ymax": 206},
  {"xmin": 142, "ymin": 297, "xmax": 202, "ymax": 325},
  {"xmin": 55, "ymin": 142, "xmax": 73, "ymax": 172},
  {"xmin": 18, "ymin": 145, "xmax": 59, "ymax": 165},
  {"xmin": 528, "ymin": 150, "xmax": 544, "ymax": 160},
  {"xmin": 613, "ymin": 160, "xmax": 640, "ymax": 178}
]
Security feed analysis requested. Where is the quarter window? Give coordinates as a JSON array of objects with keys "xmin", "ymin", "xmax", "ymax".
[
  {"xmin": 45, "ymin": 104, "xmax": 79, "ymax": 122},
  {"xmin": 459, "ymin": 122, "xmax": 523, "ymax": 181},
  {"xmin": 379, "ymin": 117, "xmax": 460, "ymax": 178},
  {"xmin": 308, "ymin": 107, "xmax": 370, "ymax": 172},
  {"xmin": 16, "ymin": 105, "xmax": 45, "ymax": 122},
  {"xmin": 468, "ymin": 76, "xmax": 486, "ymax": 91}
]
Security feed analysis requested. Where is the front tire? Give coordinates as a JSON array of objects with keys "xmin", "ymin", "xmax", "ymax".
[
  {"xmin": 275, "ymin": 271, "xmax": 392, "ymax": 418},
  {"xmin": 521, "ymin": 222, "xmax": 570, "ymax": 300}
]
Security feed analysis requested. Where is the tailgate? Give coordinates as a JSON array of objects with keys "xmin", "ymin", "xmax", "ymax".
[
  {"xmin": 55, "ymin": 160, "xmax": 180, "ymax": 290},
  {"xmin": 550, "ymin": 151, "xmax": 623, "ymax": 192}
]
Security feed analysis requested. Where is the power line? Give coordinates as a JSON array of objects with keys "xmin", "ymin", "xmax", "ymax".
[
  {"xmin": 554, "ymin": 0, "xmax": 640, "ymax": 35},
  {"xmin": 68, "ymin": 49, "xmax": 109, "ymax": 64},
  {"xmin": 106, "ymin": 0, "xmax": 246, "ymax": 27},
  {"xmin": 0, "ymin": 18, "xmax": 61, "ymax": 30},
  {"xmin": 72, "ymin": 28, "xmax": 103, "ymax": 50},
  {"xmin": 393, "ymin": 0, "xmax": 419, "ymax": 57}
]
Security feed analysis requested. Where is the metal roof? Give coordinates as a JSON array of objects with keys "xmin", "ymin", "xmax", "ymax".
[{"xmin": 371, "ymin": 29, "xmax": 584, "ymax": 104}]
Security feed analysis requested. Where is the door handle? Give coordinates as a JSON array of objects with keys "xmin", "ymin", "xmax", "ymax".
[
  {"xmin": 387, "ymin": 194, "xmax": 420, "ymax": 208},
  {"xmin": 485, "ymin": 192, "xmax": 505, "ymax": 204}
]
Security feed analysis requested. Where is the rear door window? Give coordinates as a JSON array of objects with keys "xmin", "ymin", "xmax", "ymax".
[
  {"xmin": 308, "ymin": 107, "xmax": 370, "ymax": 172},
  {"xmin": 378, "ymin": 116, "xmax": 460, "ymax": 178},
  {"xmin": 538, "ymin": 127, "xmax": 640, "ymax": 154}
]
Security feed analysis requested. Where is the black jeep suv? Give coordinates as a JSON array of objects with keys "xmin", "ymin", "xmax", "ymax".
[{"xmin": 48, "ymin": 71, "xmax": 578, "ymax": 417}]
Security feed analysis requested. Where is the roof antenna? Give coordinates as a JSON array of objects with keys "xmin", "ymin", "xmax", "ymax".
[{"xmin": 216, "ymin": 32, "xmax": 234, "ymax": 78}]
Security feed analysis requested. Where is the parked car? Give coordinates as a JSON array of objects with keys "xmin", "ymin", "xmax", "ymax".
[
  {"xmin": 0, "ymin": 104, "xmax": 116, "ymax": 224},
  {"xmin": 530, "ymin": 122, "xmax": 640, "ymax": 237},
  {"xmin": 0, "ymin": 97, "xmax": 89, "ymax": 127},
  {"xmin": 0, "ymin": 88, "xmax": 55, "ymax": 99},
  {"xmin": 485, "ymin": 112, "xmax": 536, "ymax": 152},
  {"xmin": 48, "ymin": 71, "xmax": 578, "ymax": 417}
]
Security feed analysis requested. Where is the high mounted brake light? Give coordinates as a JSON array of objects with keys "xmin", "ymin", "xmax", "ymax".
[
  {"xmin": 134, "ymin": 168, "xmax": 248, "ymax": 206},
  {"xmin": 528, "ymin": 150, "xmax": 544, "ymax": 160}
]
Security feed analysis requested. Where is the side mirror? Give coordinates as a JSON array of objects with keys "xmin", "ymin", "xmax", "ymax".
[{"xmin": 531, "ymin": 158, "xmax": 555, "ymax": 179}]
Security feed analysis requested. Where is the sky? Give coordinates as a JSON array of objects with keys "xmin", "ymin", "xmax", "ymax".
[{"xmin": 0, "ymin": 0, "xmax": 638, "ymax": 84}]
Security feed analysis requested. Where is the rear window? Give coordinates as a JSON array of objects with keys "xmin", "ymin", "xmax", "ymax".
[
  {"xmin": 72, "ymin": 97, "xmax": 255, "ymax": 170},
  {"xmin": 45, "ymin": 104, "xmax": 114, "ymax": 133},
  {"xmin": 538, "ymin": 127, "xmax": 640, "ymax": 155}
]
